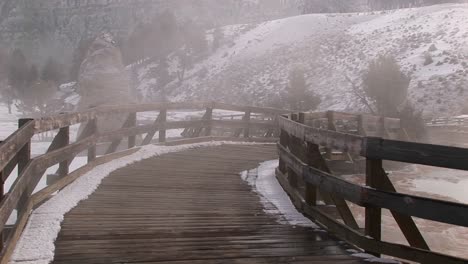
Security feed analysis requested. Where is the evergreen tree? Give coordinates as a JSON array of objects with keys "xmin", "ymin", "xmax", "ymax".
[
  {"xmin": 27, "ymin": 65, "xmax": 39, "ymax": 85},
  {"xmin": 363, "ymin": 55, "xmax": 410, "ymax": 117},
  {"xmin": 42, "ymin": 57, "xmax": 63, "ymax": 84},
  {"xmin": 287, "ymin": 67, "xmax": 321, "ymax": 111},
  {"xmin": 7, "ymin": 48, "xmax": 29, "ymax": 97}
]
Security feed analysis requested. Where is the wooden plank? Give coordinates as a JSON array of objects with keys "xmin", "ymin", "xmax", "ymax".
[
  {"xmin": 276, "ymin": 169, "xmax": 468, "ymax": 264},
  {"xmin": 57, "ymin": 127, "xmax": 70, "ymax": 178},
  {"xmin": 34, "ymin": 102, "xmax": 209, "ymax": 133},
  {"xmin": 0, "ymin": 198, "xmax": 33, "ymax": 264},
  {"xmin": 213, "ymin": 102, "xmax": 289, "ymax": 115},
  {"xmin": 141, "ymin": 113, "xmax": 161, "ymax": 145},
  {"xmin": 0, "ymin": 161, "xmax": 35, "ymax": 234},
  {"xmin": 379, "ymin": 170, "xmax": 429, "ymax": 250},
  {"xmin": 363, "ymin": 137, "xmax": 468, "ymax": 170},
  {"xmin": 16, "ymin": 119, "xmax": 32, "ymax": 216},
  {"xmin": 159, "ymin": 109, "xmax": 167, "ymax": 143},
  {"xmin": 204, "ymin": 108, "xmax": 213, "ymax": 137},
  {"xmin": 31, "ymin": 148, "xmax": 141, "ymax": 210},
  {"xmin": 35, "ymin": 136, "xmax": 97, "ymax": 173},
  {"xmin": 49, "ymin": 145, "xmax": 364, "ymax": 264},
  {"xmin": 243, "ymin": 110, "xmax": 251, "ymax": 138},
  {"xmin": 364, "ymin": 159, "xmax": 383, "ymax": 256},
  {"xmin": 87, "ymin": 119, "xmax": 97, "ymax": 163},
  {"xmin": 105, "ymin": 114, "xmax": 138, "ymax": 155},
  {"xmin": 0, "ymin": 120, "xmax": 34, "ymax": 173},
  {"xmin": 278, "ymin": 117, "xmax": 363, "ymax": 156},
  {"xmin": 211, "ymin": 120, "xmax": 276, "ymax": 130},
  {"xmin": 128, "ymin": 113, "xmax": 137, "ymax": 148},
  {"xmin": 278, "ymin": 144, "xmax": 468, "ymax": 227}
]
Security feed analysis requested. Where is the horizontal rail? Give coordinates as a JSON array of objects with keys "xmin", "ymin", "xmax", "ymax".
[
  {"xmin": 279, "ymin": 144, "xmax": 468, "ymax": 227},
  {"xmin": 363, "ymin": 137, "xmax": 468, "ymax": 171},
  {"xmin": 35, "ymin": 102, "xmax": 288, "ymax": 133},
  {"xmin": 0, "ymin": 121, "xmax": 35, "ymax": 172},
  {"xmin": 278, "ymin": 116, "xmax": 364, "ymax": 155},
  {"xmin": 276, "ymin": 170, "xmax": 468, "ymax": 264}
]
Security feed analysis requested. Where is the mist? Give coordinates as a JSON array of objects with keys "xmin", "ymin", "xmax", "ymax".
[{"xmin": 0, "ymin": 0, "xmax": 468, "ymax": 262}]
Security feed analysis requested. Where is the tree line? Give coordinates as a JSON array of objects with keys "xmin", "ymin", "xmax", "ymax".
[{"xmin": 0, "ymin": 47, "xmax": 64, "ymax": 115}]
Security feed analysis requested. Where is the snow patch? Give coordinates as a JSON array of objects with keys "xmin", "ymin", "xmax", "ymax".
[{"xmin": 240, "ymin": 160, "xmax": 319, "ymax": 228}]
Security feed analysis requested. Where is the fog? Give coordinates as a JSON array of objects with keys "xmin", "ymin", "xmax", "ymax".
[{"xmin": 0, "ymin": 0, "xmax": 467, "ymax": 262}]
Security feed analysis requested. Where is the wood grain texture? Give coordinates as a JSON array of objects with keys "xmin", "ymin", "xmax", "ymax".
[{"xmin": 51, "ymin": 145, "xmax": 364, "ymax": 264}]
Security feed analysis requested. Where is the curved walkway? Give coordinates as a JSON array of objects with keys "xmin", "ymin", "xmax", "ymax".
[{"xmin": 51, "ymin": 144, "xmax": 365, "ymax": 264}]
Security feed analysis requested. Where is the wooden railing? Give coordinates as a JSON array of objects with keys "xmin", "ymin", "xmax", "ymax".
[
  {"xmin": 0, "ymin": 101, "xmax": 287, "ymax": 263},
  {"xmin": 277, "ymin": 112, "xmax": 468, "ymax": 264}
]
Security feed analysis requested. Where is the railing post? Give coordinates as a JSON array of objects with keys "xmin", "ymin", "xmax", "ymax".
[
  {"xmin": 326, "ymin": 111, "xmax": 336, "ymax": 159},
  {"xmin": 87, "ymin": 118, "xmax": 97, "ymax": 163},
  {"xmin": 128, "ymin": 112, "xmax": 137, "ymax": 148},
  {"xmin": 17, "ymin": 119, "xmax": 32, "ymax": 218},
  {"xmin": 365, "ymin": 158, "xmax": 384, "ymax": 256},
  {"xmin": 287, "ymin": 114, "xmax": 300, "ymax": 188},
  {"xmin": 278, "ymin": 116, "xmax": 289, "ymax": 174},
  {"xmin": 159, "ymin": 109, "xmax": 167, "ymax": 143},
  {"xmin": 243, "ymin": 110, "xmax": 251, "ymax": 138},
  {"xmin": 357, "ymin": 114, "xmax": 366, "ymax": 136},
  {"xmin": 57, "ymin": 126, "xmax": 70, "ymax": 178},
  {"xmin": 204, "ymin": 107, "xmax": 213, "ymax": 136},
  {"xmin": 299, "ymin": 113, "xmax": 317, "ymax": 206}
]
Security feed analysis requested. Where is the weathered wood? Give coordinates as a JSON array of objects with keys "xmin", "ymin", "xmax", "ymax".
[
  {"xmin": 141, "ymin": 113, "xmax": 162, "ymax": 145},
  {"xmin": 276, "ymin": 168, "xmax": 468, "ymax": 264},
  {"xmin": 299, "ymin": 113, "xmax": 317, "ymax": 206},
  {"xmin": 325, "ymin": 111, "xmax": 336, "ymax": 159},
  {"xmin": 278, "ymin": 144, "xmax": 468, "ymax": 227},
  {"xmin": 278, "ymin": 117, "xmax": 363, "ymax": 155},
  {"xmin": 161, "ymin": 137, "xmax": 278, "ymax": 147},
  {"xmin": 80, "ymin": 119, "xmax": 97, "ymax": 163},
  {"xmin": 50, "ymin": 145, "xmax": 364, "ymax": 264},
  {"xmin": 244, "ymin": 110, "xmax": 251, "ymax": 138},
  {"xmin": 0, "ymin": 198, "xmax": 33, "ymax": 264},
  {"xmin": 204, "ymin": 108, "xmax": 213, "ymax": 137},
  {"xmin": 365, "ymin": 159, "xmax": 383, "ymax": 256},
  {"xmin": 211, "ymin": 120, "xmax": 276, "ymax": 130},
  {"xmin": 379, "ymin": 170, "xmax": 429, "ymax": 250},
  {"xmin": 213, "ymin": 102, "xmax": 290, "ymax": 115},
  {"xmin": 159, "ymin": 109, "xmax": 167, "ymax": 143},
  {"xmin": 279, "ymin": 133, "xmax": 359, "ymax": 229},
  {"xmin": 105, "ymin": 114, "xmax": 138, "ymax": 155},
  {"xmin": 0, "ymin": 161, "xmax": 35, "ymax": 234},
  {"xmin": 17, "ymin": 119, "xmax": 33, "ymax": 216},
  {"xmin": 0, "ymin": 121, "xmax": 34, "ymax": 173},
  {"xmin": 57, "ymin": 127, "xmax": 70, "ymax": 178},
  {"xmin": 128, "ymin": 113, "xmax": 137, "ymax": 148},
  {"xmin": 35, "ymin": 136, "xmax": 97, "ymax": 172},
  {"xmin": 363, "ymin": 137, "xmax": 468, "ymax": 170}
]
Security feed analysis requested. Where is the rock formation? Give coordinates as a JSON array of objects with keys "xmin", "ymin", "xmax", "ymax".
[{"xmin": 77, "ymin": 33, "xmax": 133, "ymax": 135}]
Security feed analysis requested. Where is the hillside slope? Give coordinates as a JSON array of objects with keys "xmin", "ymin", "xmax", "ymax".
[{"xmin": 138, "ymin": 4, "xmax": 468, "ymax": 117}]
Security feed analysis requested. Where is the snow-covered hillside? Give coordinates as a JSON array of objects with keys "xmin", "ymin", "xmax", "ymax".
[{"xmin": 137, "ymin": 4, "xmax": 468, "ymax": 117}]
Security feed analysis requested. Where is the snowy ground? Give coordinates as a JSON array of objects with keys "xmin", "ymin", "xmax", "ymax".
[{"xmin": 137, "ymin": 4, "xmax": 468, "ymax": 117}]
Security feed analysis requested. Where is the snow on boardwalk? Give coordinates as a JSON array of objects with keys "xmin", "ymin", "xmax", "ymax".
[{"xmin": 15, "ymin": 144, "xmax": 366, "ymax": 264}]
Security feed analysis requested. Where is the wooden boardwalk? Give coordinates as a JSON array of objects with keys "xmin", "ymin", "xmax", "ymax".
[{"xmin": 51, "ymin": 144, "xmax": 365, "ymax": 264}]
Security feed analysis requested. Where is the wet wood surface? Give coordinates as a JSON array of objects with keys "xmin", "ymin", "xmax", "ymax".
[{"xmin": 52, "ymin": 144, "xmax": 365, "ymax": 264}]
